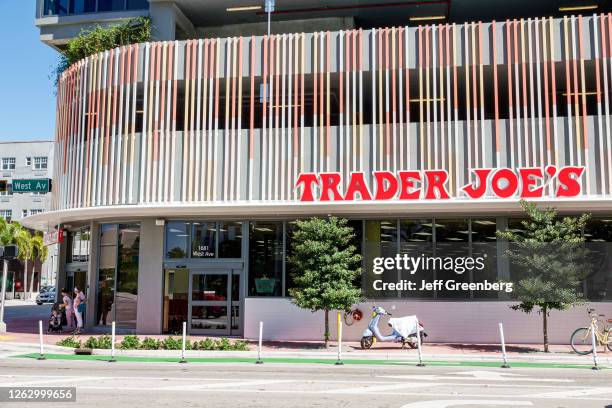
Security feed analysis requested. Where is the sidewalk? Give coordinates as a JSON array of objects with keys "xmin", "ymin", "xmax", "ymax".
[{"xmin": 1, "ymin": 302, "xmax": 608, "ymax": 367}]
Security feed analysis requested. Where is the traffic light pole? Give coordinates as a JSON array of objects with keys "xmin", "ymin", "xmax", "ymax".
[{"xmin": 0, "ymin": 259, "xmax": 8, "ymax": 333}]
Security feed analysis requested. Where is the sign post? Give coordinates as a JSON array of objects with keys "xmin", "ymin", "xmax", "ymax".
[
  {"xmin": 499, "ymin": 323, "xmax": 510, "ymax": 368},
  {"xmin": 335, "ymin": 311, "xmax": 343, "ymax": 365}
]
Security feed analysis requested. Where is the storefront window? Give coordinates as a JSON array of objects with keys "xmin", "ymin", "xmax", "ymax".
[
  {"xmin": 364, "ymin": 220, "xmax": 398, "ymax": 298},
  {"xmin": 166, "ymin": 222, "xmax": 189, "ymax": 258},
  {"xmin": 165, "ymin": 221, "xmax": 243, "ymax": 259},
  {"xmin": 471, "ymin": 219, "xmax": 498, "ymax": 299},
  {"xmin": 507, "ymin": 219, "xmax": 529, "ymax": 283},
  {"xmin": 583, "ymin": 219, "xmax": 612, "ymax": 301},
  {"xmin": 97, "ymin": 224, "xmax": 117, "ymax": 327},
  {"xmin": 191, "ymin": 222, "xmax": 216, "ymax": 258},
  {"xmin": 68, "ymin": 228, "xmax": 90, "ymax": 263},
  {"xmin": 248, "ymin": 222, "xmax": 283, "ymax": 296},
  {"xmin": 435, "ymin": 219, "xmax": 470, "ymax": 299},
  {"xmin": 219, "ymin": 221, "xmax": 242, "ymax": 258},
  {"xmin": 399, "ymin": 219, "xmax": 434, "ymax": 298},
  {"xmin": 97, "ymin": 223, "xmax": 140, "ymax": 329},
  {"xmin": 115, "ymin": 224, "xmax": 140, "ymax": 329}
]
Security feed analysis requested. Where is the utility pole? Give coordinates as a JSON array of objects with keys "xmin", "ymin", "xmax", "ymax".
[{"xmin": 265, "ymin": 0, "xmax": 275, "ymax": 37}]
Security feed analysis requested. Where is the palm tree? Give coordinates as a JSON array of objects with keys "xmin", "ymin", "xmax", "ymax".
[
  {"xmin": 0, "ymin": 219, "xmax": 27, "ymax": 300},
  {"xmin": 31, "ymin": 234, "xmax": 48, "ymax": 294},
  {"xmin": 0, "ymin": 218, "xmax": 21, "ymax": 246},
  {"xmin": 14, "ymin": 228, "xmax": 32, "ymax": 300}
]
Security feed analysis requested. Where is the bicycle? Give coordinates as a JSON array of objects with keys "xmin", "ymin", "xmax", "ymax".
[{"xmin": 570, "ymin": 307, "xmax": 612, "ymax": 355}]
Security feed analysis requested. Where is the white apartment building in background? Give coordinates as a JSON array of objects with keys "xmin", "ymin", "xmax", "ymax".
[{"xmin": 0, "ymin": 140, "xmax": 57, "ymax": 291}]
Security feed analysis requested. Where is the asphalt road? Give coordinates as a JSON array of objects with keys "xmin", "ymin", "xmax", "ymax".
[{"xmin": 0, "ymin": 358, "xmax": 610, "ymax": 408}]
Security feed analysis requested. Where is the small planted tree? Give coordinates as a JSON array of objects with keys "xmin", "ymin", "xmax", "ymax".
[
  {"xmin": 288, "ymin": 217, "xmax": 362, "ymax": 348},
  {"xmin": 497, "ymin": 200, "xmax": 591, "ymax": 352}
]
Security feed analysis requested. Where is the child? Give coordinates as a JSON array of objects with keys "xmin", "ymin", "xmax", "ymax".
[{"xmin": 48, "ymin": 309, "xmax": 63, "ymax": 333}]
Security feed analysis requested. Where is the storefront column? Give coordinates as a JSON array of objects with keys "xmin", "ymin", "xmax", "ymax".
[
  {"xmin": 85, "ymin": 222, "xmax": 99, "ymax": 329},
  {"xmin": 55, "ymin": 231, "xmax": 68, "ymax": 296},
  {"xmin": 136, "ymin": 219, "xmax": 164, "ymax": 334}
]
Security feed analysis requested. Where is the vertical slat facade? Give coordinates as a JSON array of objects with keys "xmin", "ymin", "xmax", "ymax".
[{"xmin": 53, "ymin": 15, "xmax": 612, "ymax": 210}]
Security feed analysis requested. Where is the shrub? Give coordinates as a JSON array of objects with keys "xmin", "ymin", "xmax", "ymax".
[
  {"xmin": 214, "ymin": 338, "xmax": 232, "ymax": 351},
  {"xmin": 161, "ymin": 336, "xmax": 182, "ymax": 350},
  {"xmin": 190, "ymin": 338, "xmax": 249, "ymax": 351},
  {"xmin": 195, "ymin": 338, "xmax": 215, "ymax": 350},
  {"xmin": 83, "ymin": 335, "xmax": 112, "ymax": 349},
  {"xmin": 140, "ymin": 337, "xmax": 161, "ymax": 350},
  {"xmin": 56, "ymin": 336, "xmax": 81, "ymax": 348},
  {"xmin": 53, "ymin": 17, "xmax": 151, "ymax": 85},
  {"xmin": 231, "ymin": 340, "xmax": 250, "ymax": 351},
  {"xmin": 120, "ymin": 335, "xmax": 140, "ymax": 350}
]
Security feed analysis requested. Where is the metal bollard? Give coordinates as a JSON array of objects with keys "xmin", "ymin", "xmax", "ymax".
[
  {"xmin": 335, "ymin": 311, "xmax": 343, "ymax": 366},
  {"xmin": 499, "ymin": 322, "xmax": 510, "ymax": 368},
  {"xmin": 591, "ymin": 323, "xmax": 600, "ymax": 370},
  {"xmin": 415, "ymin": 317, "xmax": 425, "ymax": 367},
  {"xmin": 179, "ymin": 321, "xmax": 187, "ymax": 363},
  {"xmin": 109, "ymin": 321, "xmax": 116, "ymax": 363},
  {"xmin": 256, "ymin": 321, "xmax": 264, "ymax": 364},
  {"xmin": 37, "ymin": 320, "xmax": 45, "ymax": 360}
]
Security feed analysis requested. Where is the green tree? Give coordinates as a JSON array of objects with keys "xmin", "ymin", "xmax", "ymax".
[
  {"xmin": 14, "ymin": 228, "xmax": 32, "ymax": 300},
  {"xmin": 0, "ymin": 218, "xmax": 22, "ymax": 245},
  {"xmin": 497, "ymin": 200, "xmax": 591, "ymax": 352},
  {"xmin": 31, "ymin": 234, "xmax": 49, "ymax": 293},
  {"xmin": 0, "ymin": 219, "xmax": 34, "ymax": 299},
  {"xmin": 288, "ymin": 217, "xmax": 362, "ymax": 347}
]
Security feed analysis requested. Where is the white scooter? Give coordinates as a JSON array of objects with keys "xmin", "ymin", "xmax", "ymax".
[{"xmin": 360, "ymin": 306, "xmax": 426, "ymax": 349}]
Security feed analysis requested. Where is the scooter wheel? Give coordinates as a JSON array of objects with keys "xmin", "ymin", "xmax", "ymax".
[{"xmin": 360, "ymin": 336, "xmax": 373, "ymax": 350}]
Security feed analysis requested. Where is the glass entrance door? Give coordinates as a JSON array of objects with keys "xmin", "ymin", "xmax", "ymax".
[{"xmin": 189, "ymin": 267, "xmax": 241, "ymax": 335}]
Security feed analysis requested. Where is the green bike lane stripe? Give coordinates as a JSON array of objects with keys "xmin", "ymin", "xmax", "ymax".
[{"xmin": 13, "ymin": 353, "xmax": 606, "ymax": 369}]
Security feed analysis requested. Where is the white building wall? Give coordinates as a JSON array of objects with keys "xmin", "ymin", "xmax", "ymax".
[
  {"xmin": 244, "ymin": 298, "xmax": 611, "ymax": 344},
  {"xmin": 0, "ymin": 140, "xmax": 56, "ymax": 288}
]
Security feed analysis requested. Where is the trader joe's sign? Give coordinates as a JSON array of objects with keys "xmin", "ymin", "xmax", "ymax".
[
  {"xmin": 295, "ymin": 166, "xmax": 584, "ymax": 201},
  {"xmin": 12, "ymin": 179, "xmax": 52, "ymax": 193}
]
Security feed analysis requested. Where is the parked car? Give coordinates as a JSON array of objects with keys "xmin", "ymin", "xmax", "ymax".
[{"xmin": 36, "ymin": 289, "xmax": 56, "ymax": 305}]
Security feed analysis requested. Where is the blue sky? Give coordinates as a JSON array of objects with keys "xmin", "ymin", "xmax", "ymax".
[{"xmin": 0, "ymin": 1, "xmax": 58, "ymax": 142}]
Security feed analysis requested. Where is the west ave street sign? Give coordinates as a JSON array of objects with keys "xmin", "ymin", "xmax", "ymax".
[{"xmin": 11, "ymin": 179, "xmax": 52, "ymax": 193}]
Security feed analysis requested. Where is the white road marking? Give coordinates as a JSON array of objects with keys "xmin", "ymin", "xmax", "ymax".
[
  {"xmin": 379, "ymin": 373, "xmax": 573, "ymax": 383},
  {"xmin": 400, "ymin": 400, "xmax": 534, "ymax": 407},
  {"xmin": 322, "ymin": 382, "xmax": 436, "ymax": 394},
  {"xmin": 161, "ymin": 379, "xmax": 293, "ymax": 391},
  {"xmin": 528, "ymin": 387, "xmax": 612, "ymax": 398}
]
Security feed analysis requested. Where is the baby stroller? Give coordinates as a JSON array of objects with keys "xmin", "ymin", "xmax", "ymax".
[
  {"xmin": 48, "ymin": 302, "xmax": 64, "ymax": 333},
  {"xmin": 48, "ymin": 312, "xmax": 63, "ymax": 333}
]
